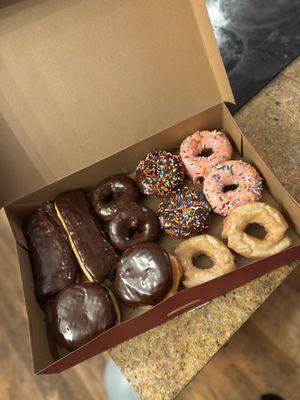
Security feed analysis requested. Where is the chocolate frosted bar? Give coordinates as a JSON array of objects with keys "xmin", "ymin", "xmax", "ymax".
[
  {"xmin": 26, "ymin": 202, "xmax": 79, "ymax": 303},
  {"xmin": 55, "ymin": 190, "xmax": 119, "ymax": 282}
]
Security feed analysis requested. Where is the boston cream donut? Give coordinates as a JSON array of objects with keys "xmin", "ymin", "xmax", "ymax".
[
  {"xmin": 135, "ymin": 150, "xmax": 185, "ymax": 196},
  {"xmin": 222, "ymin": 202, "xmax": 291, "ymax": 259},
  {"xmin": 52, "ymin": 282, "xmax": 119, "ymax": 350},
  {"xmin": 92, "ymin": 175, "xmax": 139, "ymax": 222},
  {"xmin": 174, "ymin": 235, "xmax": 236, "ymax": 288},
  {"xmin": 204, "ymin": 160, "xmax": 263, "ymax": 216},
  {"xmin": 180, "ymin": 130, "xmax": 232, "ymax": 183},
  {"xmin": 114, "ymin": 243, "xmax": 182, "ymax": 307},
  {"xmin": 55, "ymin": 190, "xmax": 119, "ymax": 282}
]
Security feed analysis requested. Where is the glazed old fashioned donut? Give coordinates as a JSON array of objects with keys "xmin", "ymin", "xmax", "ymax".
[
  {"xmin": 92, "ymin": 175, "xmax": 139, "ymax": 221},
  {"xmin": 180, "ymin": 130, "xmax": 232, "ymax": 182},
  {"xmin": 158, "ymin": 187, "xmax": 211, "ymax": 238},
  {"xmin": 203, "ymin": 160, "xmax": 263, "ymax": 216},
  {"xmin": 222, "ymin": 202, "xmax": 291, "ymax": 259},
  {"xmin": 135, "ymin": 150, "xmax": 185, "ymax": 196},
  {"xmin": 174, "ymin": 235, "xmax": 236, "ymax": 288},
  {"xmin": 108, "ymin": 203, "xmax": 160, "ymax": 251}
]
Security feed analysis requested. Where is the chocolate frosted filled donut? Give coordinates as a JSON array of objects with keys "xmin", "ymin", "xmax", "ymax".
[
  {"xmin": 114, "ymin": 243, "xmax": 172, "ymax": 307},
  {"xmin": 108, "ymin": 203, "xmax": 160, "ymax": 251},
  {"xmin": 52, "ymin": 282, "xmax": 118, "ymax": 350},
  {"xmin": 92, "ymin": 175, "xmax": 139, "ymax": 221},
  {"xmin": 26, "ymin": 202, "xmax": 79, "ymax": 303},
  {"xmin": 55, "ymin": 190, "xmax": 119, "ymax": 282},
  {"xmin": 135, "ymin": 150, "xmax": 185, "ymax": 196},
  {"xmin": 158, "ymin": 187, "xmax": 211, "ymax": 238}
]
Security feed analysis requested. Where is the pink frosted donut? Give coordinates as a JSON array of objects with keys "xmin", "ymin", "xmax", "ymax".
[
  {"xmin": 180, "ymin": 130, "xmax": 232, "ymax": 183},
  {"xmin": 203, "ymin": 160, "xmax": 263, "ymax": 216}
]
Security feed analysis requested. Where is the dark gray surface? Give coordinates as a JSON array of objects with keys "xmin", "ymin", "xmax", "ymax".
[{"xmin": 206, "ymin": 0, "xmax": 300, "ymax": 112}]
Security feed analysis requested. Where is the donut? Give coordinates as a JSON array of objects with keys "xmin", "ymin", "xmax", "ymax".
[
  {"xmin": 26, "ymin": 202, "xmax": 79, "ymax": 303},
  {"xmin": 174, "ymin": 235, "xmax": 236, "ymax": 288},
  {"xmin": 158, "ymin": 186, "xmax": 211, "ymax": 238},
  {"xmin": 108, "ymin": 203, "xmax": 160, "ymax": 251},
  {"xmin": 114, "ymin": 243, "xmax": 177, "ymax": 307},
  {"xmin": 55, "ymin": 190, "xmax": 119, "ymax": 282},
  {"xmin": 52, "ymin": 282, "xmax": 120, "ymax": 350},
  {"xmin": 135, "ymin": 150, "xmax": 185, "ymax": 196},
  {"xmin": 222, "ymin": 202, "xmax": 291, "ymax": 258},
  {"xmin": 92, "ymin": 175, "xmax": 139, "ymax": 221},
  {"xmin": 180, "ymin": 130, "xmax": 232, "ymax": 182},
  {"xmin": 203, "ymin": 160, "xmax": 263, "ymax": 216}
]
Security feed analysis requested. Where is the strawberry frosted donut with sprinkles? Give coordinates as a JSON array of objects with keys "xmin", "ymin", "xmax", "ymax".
[
  {"xmin": 180, "ymin": 130, "xmax": 232, "ymax": 183},
  {"xmin": 203, "ymin": 160, "xmax": 263, "ymax": 216}
]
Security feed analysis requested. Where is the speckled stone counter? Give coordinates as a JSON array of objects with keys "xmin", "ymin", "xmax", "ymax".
[{"xmin": 110, "ymin": 57, "xmax": 300, "ymax": 400}]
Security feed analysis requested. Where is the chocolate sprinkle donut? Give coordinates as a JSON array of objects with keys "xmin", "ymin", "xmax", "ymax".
[
  {"xmin": 92, "ymin": 175, "xmax": 139, "ymax": 221},
  {"xmin": 158, "ymin": 187, "xmax": 211, "ymax": 238},
  {"xmin": 108, "ymin": 203, "xmax": 160, "ymax": 251},
  {"xmin": 52, "ymin": 282, "xmax": 117, "ymax": 350},
  {"xmin": 135, "ymin": 150, "xmax": 184, "ymax": 196}
]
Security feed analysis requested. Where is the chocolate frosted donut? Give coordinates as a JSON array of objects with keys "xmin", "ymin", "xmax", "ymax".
[
  {"xmin": 114, "ymin": 243, "xmax": 172, "ymax": 307},
  {"xmin": 52, "ymin": 282, "xmax": 118, "ymax": 350},
  {"xmin": 26, "ymin": 202, "xmax": 79, "ymax": 303},
  {"xmin": 92, "ymin": 175, "xmax": 139, "ymax": 221},
  {"xmin": 108, "ymin": 203, "xmax": 160, "ymax": 251},
  {"xmin": 135, "ymin": 150, "xmax": 185, "ymax": 196},
  {"xmin": 158, "ymin": 187, "xmax": 211, "ymax": 238}
]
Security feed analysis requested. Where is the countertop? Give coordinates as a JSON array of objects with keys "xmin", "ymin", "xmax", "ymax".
[{"xmin": 109, "ymin": 57, "xmax": 300, "ymax": 399}]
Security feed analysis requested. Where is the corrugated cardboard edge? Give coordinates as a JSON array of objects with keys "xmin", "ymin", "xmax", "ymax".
[{"xmin": 190, "ymin": 0, "xmax": 235, "ymax": 105}]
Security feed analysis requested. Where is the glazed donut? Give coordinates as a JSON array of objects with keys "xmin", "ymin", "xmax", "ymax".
[
  {"xmin": 108, "ymin": 203, "xmax": 160, "ymax": 251},
  {"xmin": 174, "ymin": 235, "xmax": 236, "ymax": 288},
  {"xmin": 222, "ymin": 202, "xmax": 291, "ymax": 259},
  {"xmin": 114, "ymin": 243, "xmax": 174, "ymax": 307},
  {"xmin": 135, "ymin": 150, "xmax": 185, "ymax": 196},
  {"xmin": 180, "ymin": 130, "xmax": 232, "ymax": 183},
  {"xmin": 158, "ymin": 187, "xmax": 211, "ymax": 238},
  {"xmin": 92, "ymin": 175, "xmax": 139, "ymax": 221},
  {"xmin": 203, "ymin": 160, "xmax": 263, "ymax": 216}
]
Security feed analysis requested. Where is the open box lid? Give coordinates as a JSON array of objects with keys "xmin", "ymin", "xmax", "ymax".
[{"xmin": 0, "ymin": 0, "xmax": 234, "ymax": 207}]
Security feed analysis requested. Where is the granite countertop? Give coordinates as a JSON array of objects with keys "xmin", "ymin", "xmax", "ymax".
[{"xmin": 109, "ymin": 57, "xmax": 300, "ymax": 400}]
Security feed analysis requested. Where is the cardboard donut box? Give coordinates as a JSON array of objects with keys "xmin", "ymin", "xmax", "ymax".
[{"xmin": 0, "ymin": 0, "xmax": 299, "ymax": 374}]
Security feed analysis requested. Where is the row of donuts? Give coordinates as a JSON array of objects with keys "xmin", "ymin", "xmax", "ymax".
[{"xmin": 135, "ymin": 130, "xmax": 263, "ymax": 218}]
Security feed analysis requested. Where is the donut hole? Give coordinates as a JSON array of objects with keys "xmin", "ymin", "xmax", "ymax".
[
  {"xmin": 192, "ymin": 253, "xmax": 213, "ymax": 269},
  {"xmin": 245, "ymin": 223, "xmax": 267, "ymax": 239},
  {"xmin": 198, "ymin": 147, "xmax": 213, "ymax": 158},
  {"xmin": 101, "ymin": 191, "xmax": 115, "ymax": 203},
  {"xmin": 127, "ymin": 225, "xmax": 143, "ymax": 239},
  {"xmin": 222, "ymin": 184, "xmax": 239, "ymax": 193}
]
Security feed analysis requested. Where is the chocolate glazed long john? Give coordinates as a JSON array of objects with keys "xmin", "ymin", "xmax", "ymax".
[
  {"xmin": 55, "ymin": 190, "xmax": 119, "ymax": 282},
  {"xmin": 26, "ymin": 202, "xmax": 79, "ymax": 303}
]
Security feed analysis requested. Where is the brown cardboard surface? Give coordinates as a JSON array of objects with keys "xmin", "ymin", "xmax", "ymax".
[
  {"xmin": 0, "ymin": 0, "xmax": 233, "ymax": 206},
  {"xmin": 5, "ymin": 104, "xmax": 300, "ymax": 374}
]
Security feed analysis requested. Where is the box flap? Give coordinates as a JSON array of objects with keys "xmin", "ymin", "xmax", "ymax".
[{"xmin": 0, "ymin": 0, "xmax": 234, "ymax": 206}]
